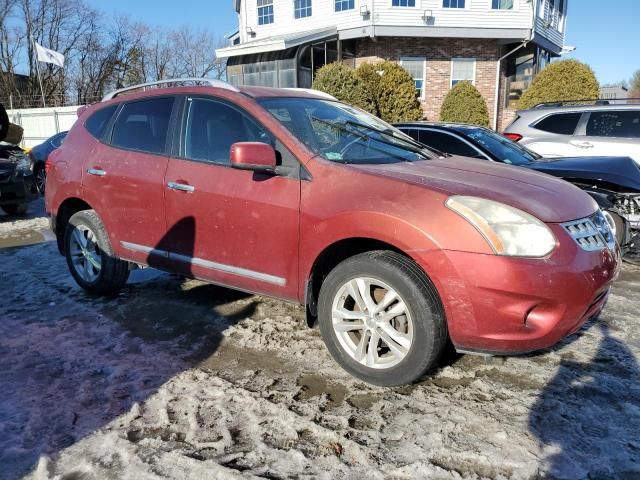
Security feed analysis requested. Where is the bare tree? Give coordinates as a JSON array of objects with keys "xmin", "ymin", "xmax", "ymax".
[{"xmin": 169, "ymin": 26, "xmax": 227, "ymax": 79}]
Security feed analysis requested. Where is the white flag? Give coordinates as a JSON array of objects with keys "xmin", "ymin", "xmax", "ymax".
[{"xmin": 35, "ymin": 42, "xmax": 65, "ymax": 68}]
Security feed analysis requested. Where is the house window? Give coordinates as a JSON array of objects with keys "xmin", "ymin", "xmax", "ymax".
[
  {"xmin": 492, "ymin": 0, "xmax": 513, "ymax": 9},
  {"xmin": 442, "ymin": 0, "xmax": 465, "ymax": 7},
  {"xmin": 392, "ymin": 0, "xmax": 416, "ymax": 6},
  {"xmin": 257, "ymin": 0, "xmax": 274, "ymax": 25},
  {"xmin": 400, "ymin": 58, "xmax": 425, "ymax": 99},
  {"xmin": 451, "ymin": 58, "xmax": 475, "ymax": 86},
  {"xmin": 294, "ymin": 0, "xmax": 312, "ymax": 18},
  {"xmin": 335, "ymin": 0, "xmax": 354, "ymax": 11}
]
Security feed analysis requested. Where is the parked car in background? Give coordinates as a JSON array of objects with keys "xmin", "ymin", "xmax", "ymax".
[
  {"xmin": 0, "ymin": 121, "xmax": 37, "ymax": 216},
  {"xmin": 395, "ymin": 122, "xmax": 640, "ymax": 249},
  {"xmin": 46, "ymin": 79, "xmax": 619, "ymax": 386},
  {"xmin": 29, "ymin": 131, "xmax": 67, "ymax": 194},
  {"xmin": 502, "ymin": 101, "xmax": 640, "ymax": 164}
]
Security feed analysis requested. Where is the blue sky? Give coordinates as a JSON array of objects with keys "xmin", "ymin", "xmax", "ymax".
[{"xmin": 88, "ymin": 0, "xmax": 639, "ymax": 85}]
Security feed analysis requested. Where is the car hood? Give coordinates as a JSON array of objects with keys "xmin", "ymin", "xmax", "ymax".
[
  {"xmin": 526, "ymin": 156, "xmax": 640, "ymax": 192},
  {"xmin": 350, "ymin": 156, "xmax": 597, "ymax": 223}
]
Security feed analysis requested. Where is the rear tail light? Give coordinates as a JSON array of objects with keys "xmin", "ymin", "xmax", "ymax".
[
  {"xmin": 45, "ymin": 158, "xmax": 53, "ymax": 173},
  {"xmin": 502, "ymin": 133, "xmax": 523, "ymax": 142}
]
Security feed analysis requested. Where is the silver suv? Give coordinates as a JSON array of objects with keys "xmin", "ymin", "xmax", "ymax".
[{"xmin": 503, "ymin": 101, "xmax": 640, "ymax": 164}]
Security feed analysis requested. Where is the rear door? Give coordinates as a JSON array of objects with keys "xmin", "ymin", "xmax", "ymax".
[
  {"xmin": 577, "ymin": 110, "xmax": 640, "ymax": 163},
  {"xmin": 162, "ymin": 95, "xmax": 301, "ymax": 300},
  {"xmin": 82, "ymin": 96, "xmax": 177, "ymax": 266},
  {"xmin": 526, "ymin": 111, "xmax": 586, "ymax": 157}
]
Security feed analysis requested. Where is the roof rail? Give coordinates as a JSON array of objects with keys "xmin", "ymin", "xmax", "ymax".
[
  {"xmin": 281, "ymin": 88, "xmax": 338, "ymax": 101},
  {"xmin": 532, "ymin": 98, "xmax": 640, "ymax": 108},
  {"xmin": 102, "ymin": 78, "xmax": 239, "ymax": 101}
]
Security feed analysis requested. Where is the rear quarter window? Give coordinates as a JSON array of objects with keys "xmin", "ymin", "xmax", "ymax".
[
  {"xmin": 84, "ymin": 105, "xmax": 118, "ymax": 140},
  {"xmin": 586, "ymin": 111, "xmax": 640, "ymax": 138},
  {"xmin": 533, "ymin": 112, "xmax": 582, "ymax": 135}
]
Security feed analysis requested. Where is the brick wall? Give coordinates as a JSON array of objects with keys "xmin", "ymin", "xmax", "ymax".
[{"xmin": 354, "ymin": 37, "xmax": 507, "ymax": 128}]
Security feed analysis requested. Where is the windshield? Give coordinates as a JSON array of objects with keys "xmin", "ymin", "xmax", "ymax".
[
  {"xmin": 258, "ymin": 98, "xmax": 434, "ymax": 164},
  {"xmin": 463, "ymin": 128, "xmax": 540, "ymax": 166}
]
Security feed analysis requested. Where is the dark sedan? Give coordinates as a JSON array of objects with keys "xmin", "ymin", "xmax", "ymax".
[
  {"xmin": 395, "ymin": 122, "xmax": 640, "ymax": 248},
  {"xmin": 29, "ymin": 131, "xmax": 67, "ymax": 195}
]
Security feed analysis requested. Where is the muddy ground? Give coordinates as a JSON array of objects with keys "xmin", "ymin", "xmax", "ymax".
[{"xmin": 1, "ymin": 201, "xmax": 639, "ymax": 480}]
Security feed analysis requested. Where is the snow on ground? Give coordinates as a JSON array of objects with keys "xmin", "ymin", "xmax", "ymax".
[{"xmin": 1, "ymin": 207, "xmax": 639, "ymax": 480}]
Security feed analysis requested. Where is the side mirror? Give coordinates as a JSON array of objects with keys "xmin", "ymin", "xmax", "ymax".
[{"xmin": 230, "ymin": 142, "xmax": 277, "ymax": 173}]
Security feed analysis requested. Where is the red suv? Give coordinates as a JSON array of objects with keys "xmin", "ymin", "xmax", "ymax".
[{"xmin": 45, "ymin": 79, "xmax": 620, "ymax": 386}]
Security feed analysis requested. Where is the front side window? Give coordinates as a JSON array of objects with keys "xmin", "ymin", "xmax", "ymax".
[
  {"xmin": 418, "ymin": 130, "xmax": 482, "ymax": 158},
  {"xmin": 443, "ymin": 0, "xmax": 465, "ymax": 8},
  {"xmin": 257, "ymin": 0, "xmax": 274, "ymax": 25},
  {"xmin": 451, "ymin": 58, "xmax": 475, "ymax": 87},
  {"xmin": 392, "ymin": 0, "xmax": 416, "ymax": 6},
  {"xmin": 534, "ymin": 113, "xmax": 582, "ymax": 135},
  {"xmin": 400, "ymin": 58, "xmax": 425, "ymax": 99},
  {"xmin": 586, "ymin": 111, "xmax": 640, "ymax": 138},
  {"xmin": 335, "ymin": 0, "xmax": 354, "ymax": 11},
  {"xmin": 85, "ymin": 105, "xmax": 118, "ymax": 140},
  {"xmin": 259, "ymin": 97, "xmax": 432, "ymax": 165},
  {"xmin": 294, "ymin": 0, "xmax": 312, "ymax": 18},
  {"xmin": 183, "ymin": 98, "xmax": 272, "ymax": 165},
  {"xmin": 111, "ymin": 98, "xmax": 174, "ymax": 154},
  {"xmin": 492, "ymin": 0, "xmax": 514, "ymax": 9}
]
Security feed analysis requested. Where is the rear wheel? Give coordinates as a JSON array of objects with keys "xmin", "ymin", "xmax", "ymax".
[
  {"xmin": 318, "ymin": 251, "xmax": 447, "ymax": 386},
  {"xmin": 1, "ymin": 203, "xmax": 28, "ymax": 215},
  {"xmin": 64, "ymin": 210, "xmax": 129, "ymax": 295}
]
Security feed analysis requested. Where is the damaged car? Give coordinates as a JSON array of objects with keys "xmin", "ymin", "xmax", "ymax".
[
  {"xmin": 0, "ymin": 109, "xmax": 37, "ymax": 215},
  {"xmin": 395, "ymin": 122, "xmax": 639, "ymax": 249}
]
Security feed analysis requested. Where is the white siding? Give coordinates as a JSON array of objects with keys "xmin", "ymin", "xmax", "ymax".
[
  {"xmin": 236, "ymin": 0, "xmax": 566, "ymax": 49},
  {"xmin": 238, "ymin": 0, "xmax": 534, "ymax": 43}
]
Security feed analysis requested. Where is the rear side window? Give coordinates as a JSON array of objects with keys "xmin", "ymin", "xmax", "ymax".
[
  {"xmin": 85, "ymin": 105, "xmax": 117, "ymax": 140},
  {"xmin": 586, "ymin": 111, "xmax": 640, "ymax": 138},
  {"xmin": 533, "ymin": 112, "xmax": 582, "ymax": 135},
  {"xmin": 111, "ymin": 97, "xmax": 174, "ymax": 154},
  {"xmin": 418, "ymin": 130, "xmax": 481, "ymax": 158}
]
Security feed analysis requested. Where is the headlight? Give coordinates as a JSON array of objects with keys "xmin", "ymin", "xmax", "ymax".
[{"xmin": 446, "ymin": 196, "xmax": 557, "ymax": 257}]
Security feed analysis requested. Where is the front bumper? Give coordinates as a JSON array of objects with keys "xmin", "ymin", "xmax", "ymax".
[
  {"xmin": 0, "ymin": 171, "xmax": 37, "ymax": 206},
  {"xmin": 417, "ymin": 224, "xmax": 620, "ymax": 354}
]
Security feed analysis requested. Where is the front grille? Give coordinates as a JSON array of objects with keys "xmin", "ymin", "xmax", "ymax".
[{"xmin": 563, "ymin": 211, "xmax": 615, "ymax": 252}]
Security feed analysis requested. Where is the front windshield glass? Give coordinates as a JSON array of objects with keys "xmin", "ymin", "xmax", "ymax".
[
  {"xmin": 464, "ymin": 128, "xmax": 540, "ymax": 166},
  {"xmin": 258, "ymin": 98, "xmax": 434, "ymax": 164}
]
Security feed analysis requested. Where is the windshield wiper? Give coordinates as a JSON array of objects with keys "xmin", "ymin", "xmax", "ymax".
[{"xmin": 312, "ymin": 116, "xmax": 431, "ymax": 158}]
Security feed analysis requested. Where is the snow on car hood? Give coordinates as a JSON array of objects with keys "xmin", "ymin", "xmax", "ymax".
[{"xmin": 351, "ymin": 156, "xmax": 598, "ymax": 223}]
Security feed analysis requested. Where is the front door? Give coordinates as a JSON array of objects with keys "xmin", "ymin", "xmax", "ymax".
[
  {"xmin": 82, "ymin": 96, "xmax": 176, "ymax": 266},
  {"xmin": 163, "ymin": 96, "xmax": 301, "ymax": 300}
]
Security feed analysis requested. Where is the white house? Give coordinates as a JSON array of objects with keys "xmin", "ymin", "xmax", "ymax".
[{"xmin": 216, "ymin": 0, "xmax": 569, "ymax": 129}]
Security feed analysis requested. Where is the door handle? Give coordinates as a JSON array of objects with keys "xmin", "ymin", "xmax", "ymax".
[
  {"xmin": 167, "ymin": 182, "xmax": 195, "ymax": 193},
  {"xmin": 570, "ymin": 141, "xmax": 594, "ymax": 149},
  {"xmin": 87, "ymin": 168, "xmax": 106, "ymax": 177}
]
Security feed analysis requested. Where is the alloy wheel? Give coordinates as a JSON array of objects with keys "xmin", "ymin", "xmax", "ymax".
[
  {"xmin": 331, "ymin": 276, "xmax": 414, "ymax": 369},
  {"xmin": 69, "ymin": 224, "xmax": 102, "ymax": 282}
]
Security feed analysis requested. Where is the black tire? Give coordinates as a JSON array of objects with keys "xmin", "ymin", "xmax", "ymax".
[
  {"xmin": 1, "ymin": 203, "xmax": 28, "ymax": 215},
  {"xmin": 34, "ymin": 164, "xmax": 46, "ymax": 195},
  {"xmin": 603, "ymin": 210, "xmax": 625, "ymax": 246},
  {"xmin": 318, "ymin": 251, "xmax": 447, "ymax": 386},
  {"xmin": 64, "ymin": 210, "xmax": 130, "ymax": 295}
]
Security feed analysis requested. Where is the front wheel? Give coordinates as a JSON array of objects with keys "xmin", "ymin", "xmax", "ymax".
[
  {"xmin": 34, "ymin": 164, "xmax": 46, "ymax": 195},
  {"xmin": 603, "ymin": 210, "xmax": 626, "ymax": 246},
  {"xmin": 318, "ymin": 251, "xmax": 447, "ymax": 386},
  {"xmin": 64, "ymin": 210, "xmax": 130, "ymax": 295}
]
